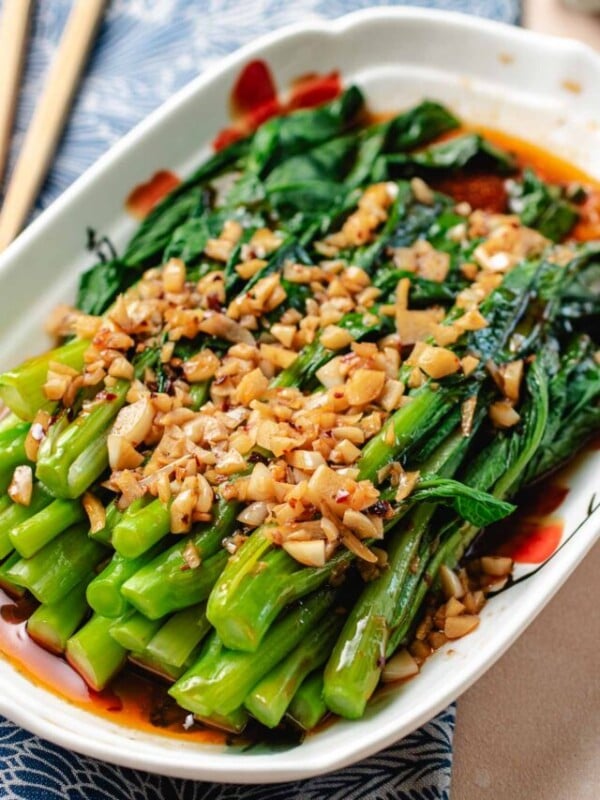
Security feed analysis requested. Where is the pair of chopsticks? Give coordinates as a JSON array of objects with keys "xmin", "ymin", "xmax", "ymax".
[{"xmin": 0, "ymin": 0, "xmax": 107, "ymax": 252}]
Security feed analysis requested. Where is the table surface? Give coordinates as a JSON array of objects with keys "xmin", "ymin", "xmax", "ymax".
[
  {"xmin": 525, "ymin": 0, "xmax": 600, "ymax": 46},
  {"xmin": 453, "ymin": 541, "xmax": 600, "ymax": 800}
]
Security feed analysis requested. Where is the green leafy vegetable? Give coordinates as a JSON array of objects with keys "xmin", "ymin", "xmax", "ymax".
[
  {"xmin": 508, "ymin": 168, "xmax": 579, "ymax": 242},
  {"xmin": 373, "ymin": 133, "xmax": 517, "ymax": 181},
  {"xmin": 406, "ymin": 478, "xmax": 516, "ymax": 527}
]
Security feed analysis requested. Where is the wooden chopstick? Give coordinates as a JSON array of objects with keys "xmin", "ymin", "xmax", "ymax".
[
  {"xmin": 0, "ymin": 0, "xmax": 107, "ymax": 251},
  {"xmin": 0, "ymin": 0, "xmax": 33, "ymax": 188}
]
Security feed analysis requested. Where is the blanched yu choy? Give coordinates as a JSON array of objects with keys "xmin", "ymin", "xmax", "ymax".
[{"xmin": 0, "ymin": 86, "xmax": 599, "ymax": 736}]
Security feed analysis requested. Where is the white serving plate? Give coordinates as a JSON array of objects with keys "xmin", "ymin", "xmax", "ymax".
[{"xmin": 0, "ymin": 7, "xmax": 599, "ymax": 784}]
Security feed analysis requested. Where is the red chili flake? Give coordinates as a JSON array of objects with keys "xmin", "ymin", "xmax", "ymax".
[
  {"xmin": 104, "ymin": 393, "xmax": 117, "ymax": 401},
  {"xmin": 206, "ymin": 293, "xmax": 222, "ymax": 311},
  {"xmin": 213, "ymin": 62, "xmax": 342, "ymax": 152},
  {"xmin": 231, "ymin": 59, "xmax": 278, "ymax": 117},
  {"xmin": 287, "ymin": 71, "xmax": 342, "ymax": 111},
  {"xmin": 335, "ymin": 489, "xmax": 350, "ymax": 503},
  {"xmin": 125, "ymin": 170, "xmax": 180, "ymax": 220},
  {"xmin": 212, "ymin": 126, "xmax": 245, "ymax": 152},
  {"xmin": 245, "ymin": 98, "xmax": 282, "ymax": 130}
]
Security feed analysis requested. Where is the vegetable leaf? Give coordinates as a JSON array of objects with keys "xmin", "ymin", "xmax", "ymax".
[
  {"xmin": 247, "ymin": 86, "xmax": 364, "ymax": 178},
  {"xmin": 507, "ymin": 168, "xmax": 579, "ymax": 242},
  {"xmin": 373, "ymin": 134, "xmax": 516, "ymax": 181},
  {"xmin": 408, "ymin": 478, "xmax": 516, "ymax": 526},
  {"xmin": 346, "ymin": 100, "xmax": 460, "ymax": 187},
  {"xmin": 76, "ymin": 258, "xmax": 131, "ymax": 315}
]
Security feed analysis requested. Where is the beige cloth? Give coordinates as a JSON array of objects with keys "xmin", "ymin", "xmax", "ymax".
[
  {"xmin": 453, "ymin": 542, "xmax": 600, "ymax": 799},
  {"xmin": 525, "ymin": 0, "xmax": 600, "ymax": 48}
]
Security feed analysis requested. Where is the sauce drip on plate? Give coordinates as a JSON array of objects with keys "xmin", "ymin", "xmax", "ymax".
[
  {"xmin": 0, "ymin": 588, "xmax": 225, "ymax": 743},
  {"xmin": 471, "ymin": 483, "xmax": 568, "ymax": 564},
  {"xmin": 125, "ymin": 170, "xmax": 181, "ymax": 220}
]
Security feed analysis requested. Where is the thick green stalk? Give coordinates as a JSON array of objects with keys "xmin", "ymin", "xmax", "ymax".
[
  {"xmin": 145, "ymin": 603, "xmax": 211, "ymax": 669},
  {"xmin": 193, "ymin": 706, "xmax": 249, "ymax": 734},
  {"xmin": 9, "ymin": 497, "xmax": 85, "ymax": 558},
  {"xmin": 123, "ymin": 548, "xmax": 228, "ymax": 621},
  {"xmin": 36, "ymin": 380, "xmax": 129, "ymax": 498},
  {"xmin": 0, "ymin": 338, "xmax": 89, "ymax": 420},
  {"xmin": 0, "ymin": 411, "xmax": 22, "ymax": 433},
  {"xmin": 0, "ymin": 495, "xmax": 13, "ymax": 544},
  {"xmin": 66, "ymin": 614, "xmax": 127, "ymax": 691},
  {"xmin": 0, "ymin": 423, "xmax": 31, "ymax": 493},
  {"xmin": 288, "ymin": 671, "xmax": 328, "ymax": 731},
  {"xmin": 86, "ymin": 543, "xmax": 163, "ymax": 617},
  {"xmin": 0, "ymin": 484, "xmax": 54, "ymax": 560},
  {"xmin": 27, "ymin": 576, "xmax": 92, "ymax": 654},
  {"xmin": 323, "ymin": 428, "xmax": 473, "ymax": 719},
  {"xmin": 0, "ymin": 551, "xmax": 26, "ymax": 597},
  {"xmin": 207, "ymin": 528, "xmax": 352, "ymax": 652},
  {"xmin": 111, "ymin": 497, "xmax": 170, "ymax": 559},
  {"xmin": 323, "ymin": 509, "xmax": 431, "ymax": 719},
  {"xmin": 127, "ymin": 650, "xmax": 186, "ymax": 682},
  {"xmin": 385, "ymin": 540, "xmax": 432, "ymax": 656},
  {"xmin": 205, "ymin": 527, "xmax": 282, "ymax": 636},
  {"xmin": 387, "ymin": 529, "xmax": 463, "ymax": 655},
  {"xmin": 121, "ymin": 499, "xmax": 237, "ymax": 619},
  {"xmin": 89, "ymin": 498, "xmax": 138, "ymax": 546},
  {"xmin": 386, "ymin": 359, "xmax": 551, "ymax": 655},
  {"xmin": 170, "ymin": 589, "xmax": 336, "ymax": 716},
  {"xmin": 357, "ymin": 384, "xmax": 457, "ymax": 482},
  {"xmin": 109, "ymin": 610, "xmax": 164, "ymax": 651},
  {"xmin": 0, "ymin": 495, "xmax": 12, "ymax": 515},
  {"xmin": 5, "ymin": 523, "xmax": 105, "ymax": 604},
  {"xmin": 244, "ymin": 609, "xmax": 344, "ymax": 728}
]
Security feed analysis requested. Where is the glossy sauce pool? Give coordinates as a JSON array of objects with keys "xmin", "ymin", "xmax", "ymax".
[
  {"xmin": 1, "ymin": 122, "xmax": 597, "ymax": 741},
  {"xmin": 0, "ymin": 589, "xmax": 227, "ymax": 744}
]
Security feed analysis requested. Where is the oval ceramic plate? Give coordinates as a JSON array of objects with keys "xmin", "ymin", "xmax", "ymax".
[{"xmin": 0, "ymin": 7, "xmax": 599, "ymax": 784}]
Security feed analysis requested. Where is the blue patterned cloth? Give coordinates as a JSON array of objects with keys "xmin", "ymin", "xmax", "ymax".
[{"xmin": 0, "ymin": 1, "xmax": 519, "ymax": 798}]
